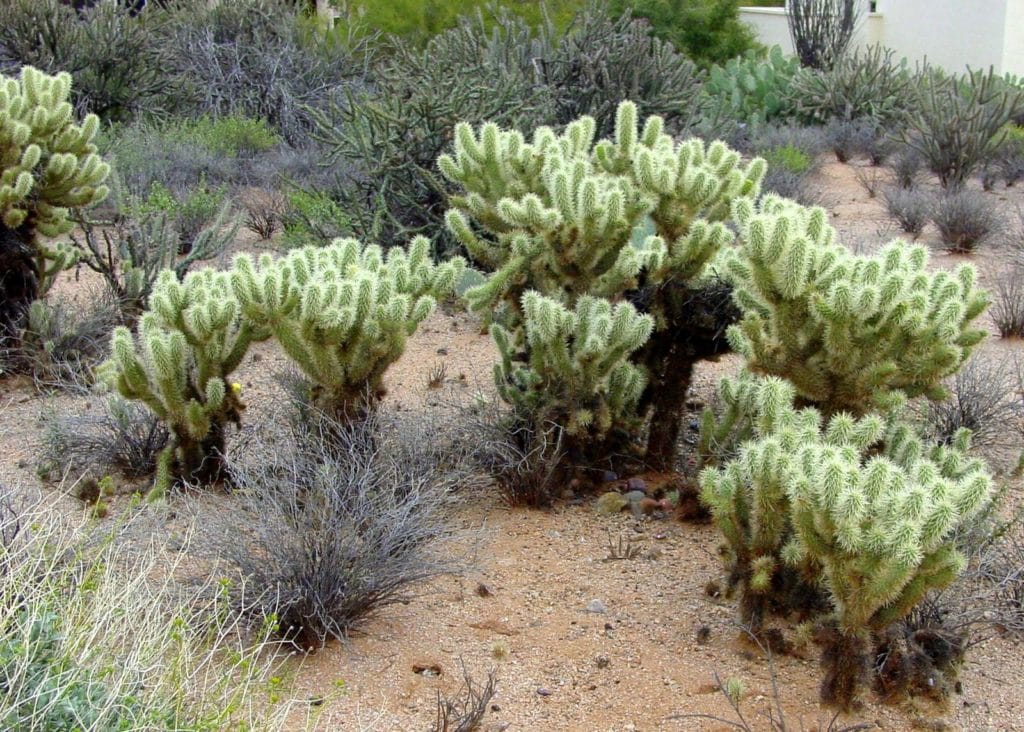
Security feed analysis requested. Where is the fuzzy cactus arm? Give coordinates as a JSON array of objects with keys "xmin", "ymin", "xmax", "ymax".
[{"xmin": 727, "ymin": 198, "xmax": 989, "ymax": 415}]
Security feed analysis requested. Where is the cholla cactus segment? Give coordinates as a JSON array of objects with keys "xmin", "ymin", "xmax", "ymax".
[
  {"xmin": 699, "ymin": 374, "xmax": 991, "ymax": 638},
  {"xmin": 725, "ymin": 195, "xmax": 989, "ymax": 415},
  {"xmin": 494, "ymin": 291, "xmax": 653, "ymax": 441},
  {"xmin": 0, "ymin": 66, "xmax": 109, "ymax": 235},
  {"xmin": 101, "ymin": 267, "xmax": 268, "ymax": 492},
  {"xmin": 232, "ymin": 236, "xmax": 464, "ymax": 418},
  {"xmin": 440, "ymin": 101, "xmax": 765, "ymax": 314}
]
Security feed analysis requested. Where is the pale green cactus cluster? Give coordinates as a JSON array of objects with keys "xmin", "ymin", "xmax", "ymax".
[
  {"xmin": 493, "ymin": 293, "xmax": 653, "ymax": 447},
  {"xmin": 102, "ymin": 268, "xmax": 269, "ymax": 497},
  {"xmin": 0, "ymin": 66, "xmax": 110, "ymax": 334},
  {"xmin": 0, "ymin": 66, "xmax": 110, "ymax": 235},
  {"xmin": 231, "ymin": 236, "xmax": 463, "ymax": 419},
  {"xmin": 697, "ymin": 192, "xmax": 993, "ymax": 707},
  {"xmin": 722, "ymin": 195, "xmax": 988, "ymax": 416},
  {"xmin": 102, "ymin": 236, "xmax": 458, "ymax": 493},
  {"xmin": 699, "ymin": 373, "xmax": 991, "ymax": 706},
  {"xmin": 439, "ymin": 101, "xmax": 765, "ymax": 470}
]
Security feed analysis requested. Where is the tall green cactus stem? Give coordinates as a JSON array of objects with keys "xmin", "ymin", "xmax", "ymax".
[
  {"xmin": 440, "ymin": 101, "xmax": 765, "ymax": 470},
  {"xmin": 102, "ymin": 268, "xmax": 268, "ymax": 497},
  {"xmin": 494, "ymin": 292, "xmax": 653, "ymax": 464},
  {"xmin": 725, "ymin": 195, "xmax": 988, "ymax": 416},
  {"xmin": 0, "ymin": 67, "xmax": 110, "ymax": 335},
  {"xmin": 232, "ymin": 236, "xmax": 463, "ymax": 421},
  {"xmin": 700, "ymin": 375, "xmax": 991, "ymax": 709}
]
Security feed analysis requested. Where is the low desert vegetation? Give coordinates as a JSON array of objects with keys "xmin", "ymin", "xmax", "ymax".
[{"xmin": 2, "ymin": 0, "xmax": 1024, "ymax": 727}]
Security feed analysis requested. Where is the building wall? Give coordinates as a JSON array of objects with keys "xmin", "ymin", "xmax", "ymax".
[{"xmin": 739, "ymin": 0, "xmax": 1023, "ymax": 75}]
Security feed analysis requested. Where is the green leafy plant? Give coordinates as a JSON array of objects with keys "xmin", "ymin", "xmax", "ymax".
[
  {"xmin": 280, "ymin": 187, "xmax": 352, "ymax": 248},
  {"xmin": 609, "ymin": 0, "xmax": 761, "ymax": 68}
]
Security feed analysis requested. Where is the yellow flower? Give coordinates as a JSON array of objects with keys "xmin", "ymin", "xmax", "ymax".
[{"xmin": 231, "ymin": 382, "xmax": 242, "ymax": 394}]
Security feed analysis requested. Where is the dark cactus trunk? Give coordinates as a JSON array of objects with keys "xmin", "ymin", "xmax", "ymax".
[
  {"xmin": 0, "ymin": 224, "xmax": 38, "ymax": 342},
  {"xmin": 638, "ymin": 280, "xmax": 740, "ymax": 471}
]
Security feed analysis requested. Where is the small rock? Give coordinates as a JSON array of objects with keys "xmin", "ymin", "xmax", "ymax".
[
  {"xmin": 622, "ymin": 490, "xmax": 646, "ymax": 504},
  {"xmin": 585, "ymin": 599, "xmax": 607, "ymax": 614},
  {"xmin": 688, "ymin": 419, "xmax": 700, "ymax": 431},
  {"xmin": 475, "ymin": 582, "xmax": 493, "ymax": 598},
  {"xmin": 436, "ymin": 347, "xmax": 449, "ymax": 355},
  {"xmin": 595, "ymin": 654, "xmax": 611, "ymax": 669},
  {"xmin": 536, "ymin": 687, "xmax": 552, "ymax": 697},
  {"xmin": 600, "ymin": 470, "xmax": 619, "ymax": 483}
]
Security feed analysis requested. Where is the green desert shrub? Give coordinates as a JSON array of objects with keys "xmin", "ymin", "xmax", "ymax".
[
  {"xmin": 130, "ymin": 180, "xmax": 235, "ymax": 254},
  {"xmin": 157, "ymin": 0, "xmax": 363, "ymax": 143},
  {"xmin": 609, "ymin": 0, "xmax": 761, "ymax": 68},
  {"xmin": 440, "ymin": 101, "xmax": 764, "ymax": 482},
  {"xmin": 904, "ymin": 67, "xmax": 1024, "ymax": 189},
  {"xmin": 318, "ymin": 2, "xmax": 703, "ymax": 254},
  {"xmin": 279, "ymin": 188, "xmax": 354, "ymax": 248},
  {"xmin": 789, "ymin": 45, "xmax": 912, "ymax": 125},
  {"xmin": 0, "ymin": 66, "xmax": 111, "ymax": 340},
  {"xmin": 334, "ymin": 0, "xmax": 584, "ymax": 43}
]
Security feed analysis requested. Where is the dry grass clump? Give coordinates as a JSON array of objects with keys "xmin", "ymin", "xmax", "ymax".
[
  {"xmin": 0, "ymin": 487, "xmax": 292, "ymax": 730},
  {"xmin": 192, "ymin": 406, "xmax": 474, "ymax": 651}
]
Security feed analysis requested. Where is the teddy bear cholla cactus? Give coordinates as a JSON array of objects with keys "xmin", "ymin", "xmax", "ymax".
[
  {"xmin": 0, "ymin": 66, "xmax": 110, "ymax": 335},
  {"xmin": 493, "ymin": 292, "xmax": 653, "ymax": 459},
  {"xmin": 699, "ymin": 374, "xmax": 991, "ymax": 709},
  {"xmin": 103, "ymin": 268, "xmax": 268, "ymax": 497},
  {"xmin": 231, "ymin": 236, "xmax": 463, "ymax": 421},
  {"xmin": 439, "ymin": 101, "xmax": 765, "ymax": 470},
  {"xmin": 723, "ymin": 195, "xmax": 988, "ymax": 416}
]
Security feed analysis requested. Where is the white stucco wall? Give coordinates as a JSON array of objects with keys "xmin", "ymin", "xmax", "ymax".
[
  {"xmin": 1004, "ymin": 0, "xmax": 1024, "ymax": 76},
  {"xmin": 740, "ymin": 0, "xmax": 1024, "ymax": 75}
]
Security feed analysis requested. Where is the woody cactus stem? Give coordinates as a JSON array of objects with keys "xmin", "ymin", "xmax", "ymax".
[
  {"xmin": 232, "ymin": 236, "xmax": 463, "ymax": 421},
  {"xmin": 0, "ymin": 67, "xmax": 110, "ymax": 335},
  {"xmin": 102, "ymin": 268, "xmax": 268, "ymax": 497}
]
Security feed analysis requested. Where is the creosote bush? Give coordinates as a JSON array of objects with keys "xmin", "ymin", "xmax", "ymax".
[{"xmin": 193, "ymin": 408, "xmax": 470, "ymax": 651}]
